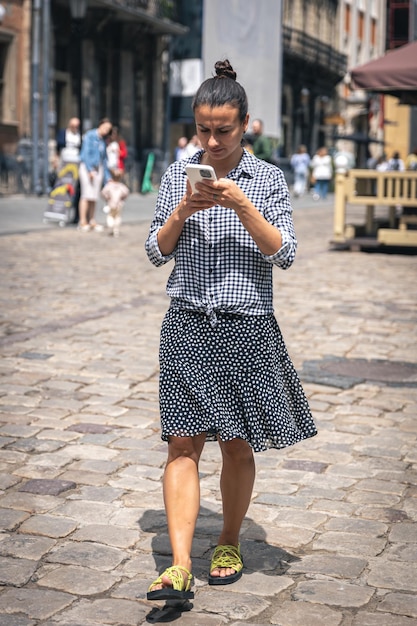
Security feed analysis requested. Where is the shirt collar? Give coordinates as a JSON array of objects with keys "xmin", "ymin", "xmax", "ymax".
[{"xmin": 183, "ymin": 148, "xmax": 257, "ymax": 180}]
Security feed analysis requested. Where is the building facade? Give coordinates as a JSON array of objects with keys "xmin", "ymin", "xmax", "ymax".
[{"xmin": 0, "ymin": 0, "xmax": 187, "ymax": 194}]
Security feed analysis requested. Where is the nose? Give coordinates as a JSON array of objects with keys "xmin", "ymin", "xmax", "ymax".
[{"xmin": 207, "ymin": 134, "xmax": 218, "ymax": 148}]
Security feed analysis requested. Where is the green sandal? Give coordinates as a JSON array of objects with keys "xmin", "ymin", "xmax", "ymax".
[
  {"xmin": 147, "ymin": 565, "xmax": 194, "ymax": 601},
  {"xmin": 208, "ymin": 544, "xmax": 243, "ymax": 586}
]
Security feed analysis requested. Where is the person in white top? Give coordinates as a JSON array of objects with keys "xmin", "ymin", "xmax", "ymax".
[
  {"xmin": 310, "ymin": 146, "xmax": 333, "ymax": 200},
  {"xmin": 106, "ymin": 128, "xmax": 121, "ymax": 172},
  {"xmin": 185, "ymin": 134, "xmax": 202, "ymax": 157},
  {"xmin": 387, "ymin": 151, "xmax": 405, "ymax": 171},
  {"xmin": 57, "ymin": 117, "xmax": 81, "ymax": 164}
]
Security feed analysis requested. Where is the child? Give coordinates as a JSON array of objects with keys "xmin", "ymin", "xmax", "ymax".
[{"xmin": 101, "ymin": 169, "xmax": 129, "ymax": 237}]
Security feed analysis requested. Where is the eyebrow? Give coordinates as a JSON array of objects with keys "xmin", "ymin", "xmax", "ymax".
[{"xmin": 196, "ymin": 123, "xmax": 233, "ymax": 130}]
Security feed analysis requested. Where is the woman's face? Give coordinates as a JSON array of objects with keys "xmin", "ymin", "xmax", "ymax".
[
  {"xmin": 194, "ymin": 104, "xmax": 248, "ymax": 164},
  {"xmin": 99, "ymin": 122, "xmax": 112, "ymax": 137}
]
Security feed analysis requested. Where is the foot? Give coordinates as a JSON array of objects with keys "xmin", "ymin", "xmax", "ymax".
[
  {"xmin": 147, "ymin": 565, "xmax": 194, "ymax": 601},
  {"xmin": 208, "ymin": 544, "xmax": 243, "ymax": 586}
]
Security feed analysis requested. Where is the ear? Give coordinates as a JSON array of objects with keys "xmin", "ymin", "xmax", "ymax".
[{"xmin": 243, "ymin": 113, "xmax": 249, "ymax": 133}]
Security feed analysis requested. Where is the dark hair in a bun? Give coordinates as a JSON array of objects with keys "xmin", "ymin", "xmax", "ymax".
[
  {"xmin": 192, "ymin": 59, "xmax": 248, "ymax": 122},
  {"xmin": 214, "ymin": 59, "xmax": 237, "ymax": 81}
]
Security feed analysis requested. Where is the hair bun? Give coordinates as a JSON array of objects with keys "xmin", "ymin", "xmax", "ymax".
[{"xmin": 214, "ymin": 59, "xmax": 237, "ymax": 81}]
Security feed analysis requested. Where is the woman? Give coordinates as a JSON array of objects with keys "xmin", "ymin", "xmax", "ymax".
[
  {"xmin": 290, "ymin": 144, "xmax": 311, "ymax": 197},
  {"xmin": 145, "ymin": 60, "xmax": 317, "ymax": 601},
  {"xmin": 310, "ymin": 146, "xmax": 333, "ymax": 200},
  {"xmin": 78, "ymin": 118, "xmax": 112, "ymax": 231}
]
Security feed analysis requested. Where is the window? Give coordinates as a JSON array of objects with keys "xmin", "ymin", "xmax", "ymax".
[
  {"xmin": 358, "ymin": 10, "xmax": 364, "ymax": 40},
  {"xmin": 0, "ymin": 35, "xmax": 17, "ymax": 123},
  {"xmin": 371, "ymin": 17, "xmax": 377, "ymax": 46},
  {"xmin": 344, "ymin": 3, "xmax": 351, "ymax": 34}
]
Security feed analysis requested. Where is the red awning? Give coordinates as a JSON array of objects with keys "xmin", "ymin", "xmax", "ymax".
[{"xmin": 351, "ymin": 41, "xmax": 417, "ymax": 104}]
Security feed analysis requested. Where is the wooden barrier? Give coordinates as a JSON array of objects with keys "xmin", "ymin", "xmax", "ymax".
[{"xmin": 332, "ymin": 169, "xmax": 417, "ymax": 248}]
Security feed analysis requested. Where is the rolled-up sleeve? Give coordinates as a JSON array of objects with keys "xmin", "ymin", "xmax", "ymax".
[
  {"xmin": 261, "ymin": 169, "xmax": 297, "ymax": 269},
  {"xmin": 145, "ymin": 167, "xmax": 179, "ymax": 267}
]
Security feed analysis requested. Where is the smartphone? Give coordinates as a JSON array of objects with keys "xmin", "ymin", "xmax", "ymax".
[{"xmin": 186, "ymin": 164, "xmax": 217, "ymax": 193}]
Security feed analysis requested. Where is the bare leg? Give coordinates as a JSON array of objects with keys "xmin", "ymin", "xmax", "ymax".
[
  {"xmin": 78, "ymin": 198, "xmax": 89, "ymax": 226},
  {"xmin": 87, "ymin": 201, "xmax": 96, "ymax": 225},
  {"xmin": 153, "ymin": 433, "xmax": 206, "ymax": 590},
  {"xmin": 210, "ymin": 437, "xmax": 255, "ymax": 578}
]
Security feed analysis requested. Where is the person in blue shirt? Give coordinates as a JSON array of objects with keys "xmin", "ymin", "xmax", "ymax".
[
  {"xmin": 145, "ymin": 59, "xmax": 317, "ymax": 602},
  {"xmin": 78, "ymin": 118, "xmax": 112, "ymax": 231}
]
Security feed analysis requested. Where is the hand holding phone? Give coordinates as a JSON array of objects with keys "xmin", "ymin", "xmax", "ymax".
[{"xmin": 186, "ymin": 164, "xmax": 217, "ymax": 193}]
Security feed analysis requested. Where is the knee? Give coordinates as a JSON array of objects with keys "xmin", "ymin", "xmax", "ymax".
[
  {"xmin": 167, "ymin": 435, "xmax": 205, "ymax": 464},
  {"xmin": 221, "ymin": 438, "xmax": 254, "ymax": 465}
]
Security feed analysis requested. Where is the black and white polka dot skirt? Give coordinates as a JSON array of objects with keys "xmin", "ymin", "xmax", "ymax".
[{"xmin": 159, "ymin": 308, "xmax": 317, "ymax": 453}]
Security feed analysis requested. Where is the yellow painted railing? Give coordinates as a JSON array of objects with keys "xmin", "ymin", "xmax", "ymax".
[{"xmin": 333, "ymin": 169, "xmax": 417, "ymax": 247}]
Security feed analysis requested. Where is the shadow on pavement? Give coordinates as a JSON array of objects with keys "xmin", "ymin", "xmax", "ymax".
[{"xmin": 139, "ymin": 505, "xmax": 300, "ymax": 622}]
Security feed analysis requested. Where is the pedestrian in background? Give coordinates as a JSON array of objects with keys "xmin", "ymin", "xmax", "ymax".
[
  {"xmin": 116, "ymin": 128, "xmax": 128, "ymax": 172},
  {"xmin": 145, "ymin": 58, "xmax": 316, "ymax": 602},
  {"xmin": 106, "ymin": 127, "xmax": 120, "ymax": 173},
  {"xmin": 56, "ymin": 117, "xmax": 81, "ymax": 165},
  {"xmin": 78, "ymin": 117, "xmax": 112, "ymax": 232},
  {"xmin": 290, "ymin": 144, "xmax": 310, "ymax": 197},
  {"xmin": 249, "ymin": 118, "xmax": 273, "ymax": 162},
  {"xmin": 174, "ymin": 136, "xmax": 188, "ymax": 161},
  {"xmin": 54, "ymin": 117, "xmax": 82, "ymax": 223},
  {"xmin": 185, "ymin": 134, "xmax": 202, "ymax": 157},
  {"xmin": 310, "ymin": 146, "xmax": 333, "ymax": 200},
  {"xmin": 405, "ymin": 147, "xmax": 417, "ymax": 171},
  {"xmin": 387, "ymin": 151, "xmax": 405, "ymax": 171},
  {"xmin": 101, "ymin": 168, "xmax": 129, "ymax": 238}
]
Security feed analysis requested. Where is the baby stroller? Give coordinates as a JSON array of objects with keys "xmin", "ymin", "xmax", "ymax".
[{"xmin": 43, "ymin": 161, "xmax": 78, "ymax": 227}]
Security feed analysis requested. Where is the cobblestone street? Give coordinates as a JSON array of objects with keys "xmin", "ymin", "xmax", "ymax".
[{"xmin": 0, "ymin": 194, "xmax": 416, "ymax": 625}]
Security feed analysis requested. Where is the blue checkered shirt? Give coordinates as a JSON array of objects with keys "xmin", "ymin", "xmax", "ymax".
[{"xmin": 145, "ymin": 149, "xmax": 297, "ymax": 320}]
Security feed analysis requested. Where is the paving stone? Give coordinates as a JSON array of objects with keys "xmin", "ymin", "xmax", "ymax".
[
  {"xmin": 66, "ymin": 422, "xmax": 113, "ymax": 434},
  {"xmin": 0, "ymin": 534, "xmax": 55, "ymax": 560},
  {"xmin": 0, "ymin": 556, "xmax": 38, "ymax": 585},
  {"xmin": 195, "ymin": 588, "xmax": 270, "ymax": 620},
  {"xmin": 19, "ymin": 515, "xmax": 77, "ymax": 538},
  {"xmin": 42, "ymin": 597, "xmax": 147, "ymax": 625},
  {"xmin": 7, "ymin": 438, "xmax": 65, "ymax": 454},
  {"xmin": 36, "ymin": 564, "xmax": 121, "ymax": 595},
  {"xmin": 0, "ymin": 587, "xmax": 74, "ymax": 620},
  {"xmin": 389, "ymin": 522, "xmax": 417, "ymax": 543},
  {"xmin": 313, "ymin": 531, "xmax": 386, "ymax": 556},
  {"xmin": 282, "ymin": 459, "xmax": 329, "ymax": 473},
  {"xmin": 52, "ymin": 500, "xmax": 117, "ymax": 523},
  {"xmin": 57, "ymin": 469, "xmax": 109, "ymax": 486},
  {"xmin": 377, "ymin": 592, "xmax": 417, "ymax": 618},
  {"xmin": 0, "ymin": 492, "xmax": 60, "ymax": 513},
  {"xmin": 67, "ymin": 485, "xmax": 123, "ymax": 502},
  {"xmin": 324, "ymin": 517, "xmax": 387, "ymax": 536},
  {"xmin": 293, "ymin": 580, "xmax": 374, "ymax": 607},
  {"xmin": 46, "ymin": 541, "xmax": 125, "ymax": 571},
  {"xmin": 18, "ymin": 479, "xmax": 76, "ymax": 496},
  {"xmin": 0, "ymin": 615, "xmax": 37, "ymax": 626},
  {"xmin": 288, "ymin": 554, "xmax": 367, "ymax": 578},
  {"xmin": 367, "ymin": 560, "xmax": 417, "ymax": 592},
  {"xmin": 72, "ymin": 524, "xmax": 139, "ymax": 548},
  {"xmin": 0, "ymin": 508, "xmax": 29, "ymax": 531},
  {"xmin": 270, "ymin": 600, "xmax": 343, "ymax": 625},
  {"xmin": 244, "ymin": 523, "xmax": 315, "ymax": 549}
]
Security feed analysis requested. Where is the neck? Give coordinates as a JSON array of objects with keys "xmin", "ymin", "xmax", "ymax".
[{"xmin": 202, "ymin": 147, "xmax": 243, "ymax": 177}]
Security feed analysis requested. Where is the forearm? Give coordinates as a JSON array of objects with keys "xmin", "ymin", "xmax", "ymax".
[
  {"xmin": 157, "ymin": 199, "xmax": 188, "ymax": 256},
  {"xmin": 235, "ymin": 200, "xmax": 283, "ymax": 256}
]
